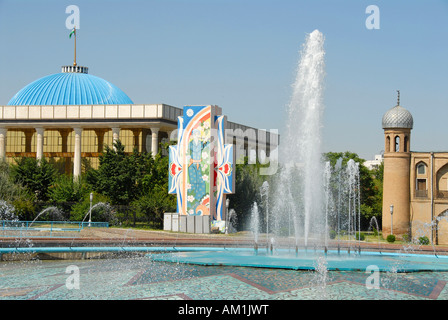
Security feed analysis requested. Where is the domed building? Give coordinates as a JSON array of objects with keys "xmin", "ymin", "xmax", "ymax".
[
  {"xmin": 8, "ymin": 66, "xmax": 134, "ymax": 106},
  {"xmin": 382, "ymin": 92, "xmax": 448, "ymax": 245},
  {"xmin": 0, "ymin": 63, "xmax": 278, "ymax": 178}
]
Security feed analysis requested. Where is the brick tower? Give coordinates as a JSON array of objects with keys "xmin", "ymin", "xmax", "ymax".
[{"xmin": 381, "ymin": 91, "xmax": 413, "ymax": 238}]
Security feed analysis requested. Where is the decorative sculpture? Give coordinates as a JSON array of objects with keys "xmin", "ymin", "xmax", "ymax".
[{"xmin": 168, "ymin": 105, "xmax": 235, "ymax": 232}]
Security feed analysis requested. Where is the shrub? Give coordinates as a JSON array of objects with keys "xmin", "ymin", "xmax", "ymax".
[
  {"xmin": 402, "ymin": 233, "xmax": 410, "ymax": 242},
  {"xmin": 355, "ymin": 232, "xmax": 365, "ymax": 241},
  {"xmin": 418, "ymin": 236, "xmax": 430, "ymax": 245},
  {"xmin": 386, "ymin": 234, "xmax": 396, "ymax": 243}
]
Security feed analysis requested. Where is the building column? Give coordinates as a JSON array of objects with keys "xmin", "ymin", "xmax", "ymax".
[
  {"xmin": 0, "ymin": 128, "xmax": 7, "ymax": 161},
  {"xmin": 167, "ymin": 130, "xmax": 176, "ymax": 143},
  {"xmin": 73, "ymin": 127, "xmax": 83, "ymax": 179},
  {"xmin": 35, "ymin": 127, "xmax": 44, "ymax": 162},
  {"xmin": 112, "ymin": 127, "xmax": 120, "ymax": 150},
  {"xmin": 151, "ymin": 127, "xmax": 160, "ymax": 157}
]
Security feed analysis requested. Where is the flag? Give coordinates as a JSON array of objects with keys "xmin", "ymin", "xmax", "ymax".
[{"xmin": 69, "ymin": 28, "xmax": 76, "ymax": 38}]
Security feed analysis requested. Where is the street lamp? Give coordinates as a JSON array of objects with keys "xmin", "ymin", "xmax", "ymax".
[
  {"xmin": 89, "ymin": 192, "xmax": 93, "ymax": 227},
  {"xmin": 390, "ymin": 204, "xmax": 394, "ymax": 235}
]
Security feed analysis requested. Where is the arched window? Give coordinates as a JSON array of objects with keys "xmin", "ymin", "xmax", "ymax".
[
  {"xmin": 404, "ymin": 136, "xmax": 408, "ymax": 152},
  {"xmin": 437, "ymin": 164, "xmax": 448, "ymax": 198},
  {"xmin": 415, "ymin": 162, "xmax": 428, "ymax": 198},
  {"xmin": 395, "ymin": 136, "xmax": 400, "ymax": 152},
  {"xmin": 385, "ymin": 136, "xmax": 390, "ymax": 153},
  {"xmin": 417, "ymin": 163, "xmax": 426, "ymax": 175}
]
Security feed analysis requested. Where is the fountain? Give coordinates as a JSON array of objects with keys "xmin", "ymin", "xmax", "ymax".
[
  {"xmin": 0, "ymin": 200, "xmax": 19, "ymax": 237},
  {"xmin": 81, "ymin": 202, "xmax": 112, "ymax": 226},
  {"xmin": 227, "ymin": 208, "xmax": 238, "ymax": 233},
  {"xmin": 0, "ymin": 200, "xmax": 18, "ymax": 222},
  {"xmin": 250, "ymin": 202, "xmax": 260, "ymax": 251},
  {"xmin": 323, "ymin": 161, "xmax": 331, "ymax": 253},
  {"xmin": 345, "ymin": 159, "xmax": 361, "ymax": 253},
  {"xmin": 369, "ymin": 216, "xmax": 382, "ymax": 253},
  {"xmin": 269, "ymin": 29, "xmax": 326, "ymax": 251},
  {"xmin": 260, "ymin": 181, "xmax": 270, "ymax": 248},
  {"xmin": 29, "ymin": 206, "xmax": 64, "ymax": 228}
]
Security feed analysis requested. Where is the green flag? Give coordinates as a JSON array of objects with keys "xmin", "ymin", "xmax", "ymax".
[{"xmin": 69, "ymin": 28, "xmax": 76, "ymax": 38}]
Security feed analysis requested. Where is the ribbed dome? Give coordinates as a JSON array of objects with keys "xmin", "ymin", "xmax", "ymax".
[
  {"xmin": 7, "ymin": 67, "xmax": 133, "ymax": 106},
  {"xmin": 382, "ymin": 105, "xmax": 413, "ymax": 129}
]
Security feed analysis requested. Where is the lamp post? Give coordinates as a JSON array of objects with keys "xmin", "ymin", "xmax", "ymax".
[
  {"xmin": 225, "ymin": 198, "xmax": 230, "ymax": 234},
  {"xmin": 89, "ymin": 192, "xmax": 93, "ymax": 227},
  {"xmin": 390, "ymin": 204, "xmax": 394, "ymax": 235}
]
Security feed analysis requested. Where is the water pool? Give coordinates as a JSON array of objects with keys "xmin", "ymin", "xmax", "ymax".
[{"xmin": 1, "ymin": 248, "xmax": 448, "ymax": 300}]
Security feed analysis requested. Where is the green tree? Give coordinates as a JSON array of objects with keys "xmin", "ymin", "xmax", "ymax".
[
  {"xmin": 87, "ymin": 140, "xmax": 148, "ymax": 205},
  {"xmin": 49, "ymin": 174, "xmax": 91, "ymax": 217},
  {"xmin": 132, "ymin": 184, "xmax": 176, "ymax": 228},
  {"xmin": 0, "ymin": 161, "xmax": 35, "ymax": 220},
  {"xmin": 10, "ymin": 157, "xmax": 57, "ymax": 202},
  {"xmin": 133, "ymin": 147, "xmax": 176, "ymax": 227},
  {"xmin": 371, "ymin": 161, "xmax": 383, "ymax": 226},
  {"xmin": 0, "ymin": 161, "xmax": 25, "ymax": 202}
]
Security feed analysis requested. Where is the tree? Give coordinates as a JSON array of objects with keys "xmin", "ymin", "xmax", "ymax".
[
  {"xmin": 10, "ymin": 157, "xmax": 57, "ymax": 202},
  {"xmin": 133, "ymin": 148, "xmax": 176, "ymax": 227},
  {"xmin": 0, "ymin": 161, "xmax": 25, "ymax": 203},
  {"xmin": 49, "ymin": 174, "xmax": 90, "ymax": 217},
  {"xmin": 87, "ymin": 140, "xmax": 150, "ymax": 205},
  {"xmin": 0, "ymin": 161, "xmax": 35, "ymax": 220},
  {"xmin": 371, "ymin": 162, "xmax": 384, "ymax": 226},
  {"xmin": 132, "ymin": 184, "xmax": 176, "ymax": 228}
]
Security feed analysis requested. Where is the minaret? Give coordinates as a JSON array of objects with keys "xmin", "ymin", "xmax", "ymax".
[{"xmin": 381, "ymin": 91, "xmax": 414, "ymax": 239}]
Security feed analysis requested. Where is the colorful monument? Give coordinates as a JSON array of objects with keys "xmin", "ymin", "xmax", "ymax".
[{"xmin": 166, "ymin": 105, "xmax": 235, "ymax": 233}]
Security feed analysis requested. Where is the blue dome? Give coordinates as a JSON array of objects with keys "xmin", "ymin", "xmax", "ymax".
[{"xmin": 7, "ymin": 69, "xmax": 133, "ymax": 106}]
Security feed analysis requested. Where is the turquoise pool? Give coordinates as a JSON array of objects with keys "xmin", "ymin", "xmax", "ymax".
[{"xmin": 1, "ymin": 247, "xmax": 448, "ymax": 300}]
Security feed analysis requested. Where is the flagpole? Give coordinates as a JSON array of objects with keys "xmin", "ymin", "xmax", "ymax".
[{"xmin": 73, "ymin": 27, "xmax": 77, "ymax": 66}]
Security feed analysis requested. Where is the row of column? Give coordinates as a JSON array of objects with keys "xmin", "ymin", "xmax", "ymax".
[{"xmin": 0, "ymin": 126, "xmax": 162, "ymax": 179}]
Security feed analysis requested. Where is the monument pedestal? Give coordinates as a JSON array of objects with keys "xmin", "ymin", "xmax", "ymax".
[{"xmin": 163, "ymin": 213, "xmax": 211, "ymax": 234}]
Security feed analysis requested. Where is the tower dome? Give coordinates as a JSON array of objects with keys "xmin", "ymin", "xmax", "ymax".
[
  {"xmin": 7, "ymin": 65, "xmax": 133, "ymax": 106},
  {"xmin": 382, "ymin": 92, "xmax": 413, "ymax": 130},
  {"xmin": 382, "ymin": 105, "xmax": 414, "ymax": 129}
]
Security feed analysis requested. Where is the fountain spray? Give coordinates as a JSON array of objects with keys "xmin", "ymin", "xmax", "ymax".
[{"xmin": 274, "ymin": 29, "xmax": 326, "ymax": 248}]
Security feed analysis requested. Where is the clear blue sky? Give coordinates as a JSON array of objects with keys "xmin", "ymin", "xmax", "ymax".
[{"xmin": 0, "ymin": 0, "xmax": 447, "ymax": 160}]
